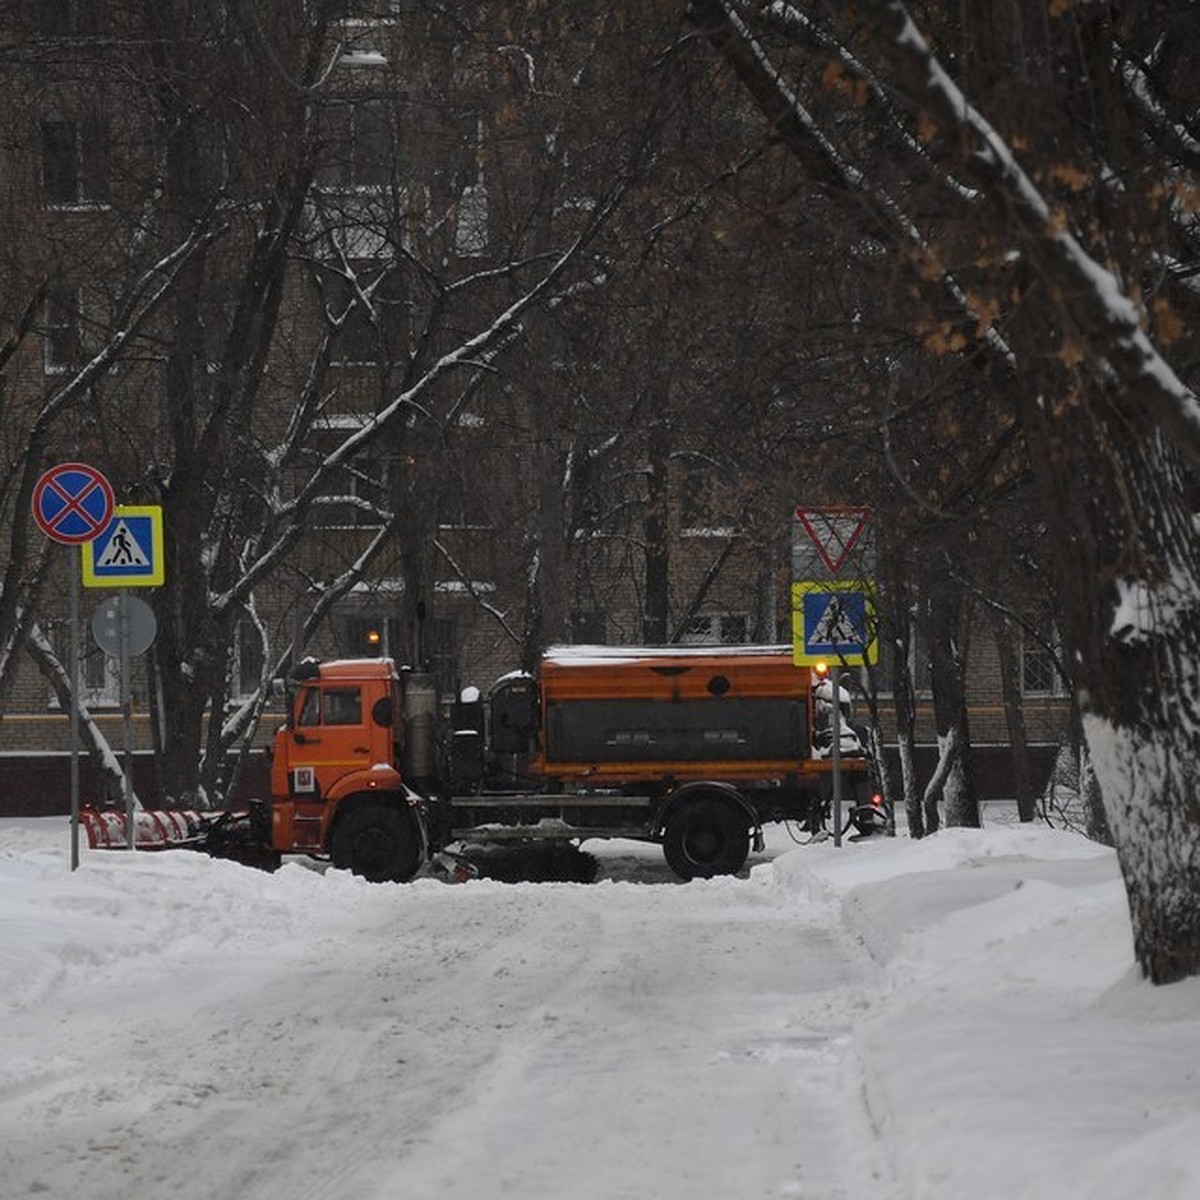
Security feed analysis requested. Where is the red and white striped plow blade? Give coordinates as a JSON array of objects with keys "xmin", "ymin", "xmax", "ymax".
[{"xmin": 80, "ymin": 808, "xmax": 206, "ymax": 851}]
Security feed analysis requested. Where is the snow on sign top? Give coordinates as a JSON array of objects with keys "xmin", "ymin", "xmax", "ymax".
[{"xmin": 792, "ymin": 507, "xmax": 872, "ymax": 579}]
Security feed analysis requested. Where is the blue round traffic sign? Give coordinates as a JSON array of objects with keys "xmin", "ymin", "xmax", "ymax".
[{"xmin": 32, "ymin": 462, "xmax": 115, "ymax": 545}]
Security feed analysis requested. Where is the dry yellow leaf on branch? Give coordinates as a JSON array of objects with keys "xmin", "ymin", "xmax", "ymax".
[
  {"xmin": 922, "ymin": 326, "xmax": 968, "ymax": 355},
  {"xmin": 1172, "ymin": 181, "xmax": 1200, "ymax": 213},
  {"xmin": 1046, "ymin": 209, "xmax": 1070, "ymax": 235},
  {"xmin": 821, "ymin": 60, "xmax": 844, "ymax": 91},
  {"xmin": 1058, "ymin": 337, "xmax": 1085, "ymax": 369},
  {"xmin": 1048, "ymin": 162, "xmax": 1091, "ymax": 192},
  {"xmin": 973, "ymin": 296, "xmax": 1002, "ymax": 335},
  {"xmin": 1153, "ymin": 297, "xmax": 1184, "ymax": 344}
]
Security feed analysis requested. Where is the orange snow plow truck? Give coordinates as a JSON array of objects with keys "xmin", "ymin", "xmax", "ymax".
[{"xmin": 88, "ymin": 645, "xmax": 875, "ymax": 880}]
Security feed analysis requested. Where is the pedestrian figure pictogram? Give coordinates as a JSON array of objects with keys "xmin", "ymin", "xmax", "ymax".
[
  {"xmin": 95, "ymin": 520, "xmax": 150, "ymax": 568},
  {"xmin": 808, "ymin": 594, "xmax": 863, "ymax": 648}
]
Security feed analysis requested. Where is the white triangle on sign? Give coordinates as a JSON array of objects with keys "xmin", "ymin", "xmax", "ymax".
[
  {"xmin": 810, "ymin": 594, "xmax": 861, "ymax": 647},
  {"xmin": 95, "ymin": 519, "xmax": 150, "ymax": 568},
  {"xmin": 796, "ymin": 507, "xmax": 870, "ymax": 576}
]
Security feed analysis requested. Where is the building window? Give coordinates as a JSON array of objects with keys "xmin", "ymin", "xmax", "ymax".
[
  {"xmin": 570, "ymin": 609, "xmax": 606, "ymax": 644},
  {"xmin": 345, "ymin": 615, "xmax": 403, "ymax": 658},
  {"xmin": 337, "ymin": 0, "xmax": 418, "ymax": 20},
  {"xmin": 43, "ymin": 283, "xmax": 81, "ymax": 374},
  {"xmin": 680, "ymin": 461, "xmax": 735, "ymax": 537},
  {"xmin": 679, "ymin": 614, "xmax": 748, "ymax": 645},
  {"xmin": 36, "ymin": 0, "xmax": 104, "ymax": 37},
  {"xmin": 49, "ymin": 623, "xmax": 119, "ymax": 708},
  {"xmin": 318, "ymin": 99, "xmax": 392, "ymax": 189},
  {"xmin": 231, "ymin": 620, "xmax": 265, "ymax": 699},
  {"xmin": 311, "ymin": 456, "xmax": 389, "ymax": 528},
  {"xmin": 455, "ymin": 180, "xmax": 489, "ymax": 257},
  {"xmin": 1021, "ymin": 627, "xmax": 1066, "ymax": 696},
  {"xmin": 41, "ymin": 120, "xmax": 109, "ymax": 207},
  {"xmin": 323, "ymin": 264, "xmax": 405, "ymax": 365},
  {"xmin": 864, "ymin": 619, "xmax": 926, "ymax": 697},
  {"xmin": 425, "ymin": 614, "xmax": 458, "ymax": 697}
]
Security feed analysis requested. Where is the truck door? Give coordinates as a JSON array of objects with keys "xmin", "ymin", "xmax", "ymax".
[{"xmin": 273, "ymin": 682, "xmax": 374, "ymax": 806}]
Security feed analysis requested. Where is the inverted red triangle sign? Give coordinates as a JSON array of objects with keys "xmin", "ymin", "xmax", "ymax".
[{"xmin": 795, "ymin": 507, "xmax": 871, "ymax": 576}]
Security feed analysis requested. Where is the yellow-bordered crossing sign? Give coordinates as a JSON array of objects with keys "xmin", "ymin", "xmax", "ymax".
[
  {"xmin": 791, "ymin": 580, "xmax": 878, "ymax": 666},
  {"xmin": 82, "ymin": 505, "xmax": 165, "ymax": 588}
]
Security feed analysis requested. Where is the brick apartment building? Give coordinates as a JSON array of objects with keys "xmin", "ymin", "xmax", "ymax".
[{"xmin": 0, "ymin": 2, "xmax": 1071, "ymax": 815}]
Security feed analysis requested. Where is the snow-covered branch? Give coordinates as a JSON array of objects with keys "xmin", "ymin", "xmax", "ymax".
[
  {"xmin": 852, "ymin": 0, "xmax": 1200, "ymax": 466},
  {"xmin": 26, "ymin": 623, "xmax": 134, "ymax": 809},
  {"xmin": 686, "ymin": 0, "xmax": 1015, "ymax": 367}
]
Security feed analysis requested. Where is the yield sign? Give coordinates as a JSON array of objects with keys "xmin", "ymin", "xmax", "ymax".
[
  {"xmin": 793, "ymin": 507, "xmax": 871, "ymax": 578},
  {"xmin": 32, "ymin": 462, "xmax": 115, "ymax": 545}
]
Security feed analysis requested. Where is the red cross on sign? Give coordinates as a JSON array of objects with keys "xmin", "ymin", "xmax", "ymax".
[{"xmin": 32, "ymin": 463, "xmax": 115, "ymax": 545}]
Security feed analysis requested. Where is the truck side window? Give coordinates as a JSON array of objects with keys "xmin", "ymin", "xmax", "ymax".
[{"xmin": 322, "ymin": 687, "xmax": 362, "ymax": 726}]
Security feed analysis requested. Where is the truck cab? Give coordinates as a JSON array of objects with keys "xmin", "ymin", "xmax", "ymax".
[{"xmin": 270, "ymin": 658, "xmax": 426, "ymax": 880}]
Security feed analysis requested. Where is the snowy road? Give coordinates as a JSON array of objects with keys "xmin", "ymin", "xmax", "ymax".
[
  {"xmin": 2, "ymin": 828, "xmax": 891, "ymax": 1200},
  {"xmin": 7, "ymin": 817, "xmax": 1199, "ymax": 1200}
]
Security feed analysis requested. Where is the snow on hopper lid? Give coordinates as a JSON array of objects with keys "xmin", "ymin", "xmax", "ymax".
[{"xmin": 541, "ymin": 644, "xmax": 793, "ymax": 667}]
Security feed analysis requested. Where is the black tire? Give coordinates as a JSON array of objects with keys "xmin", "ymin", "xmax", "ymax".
[
  {"xmin": 662, "ymin": 797, "xmax": 751, "ymax": 881},
  {"xmin": 331, "ymin": 803, "xmax": 423, "ymax": 883}
]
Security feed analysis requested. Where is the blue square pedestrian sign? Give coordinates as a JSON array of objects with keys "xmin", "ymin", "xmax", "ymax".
[
  {"xmin": 82, "ymin": 505, "xmax": 165, "ymax": 588},
  {"xmin": 791, "ymin": 580, "xmax": 877, "ymax": 666}
]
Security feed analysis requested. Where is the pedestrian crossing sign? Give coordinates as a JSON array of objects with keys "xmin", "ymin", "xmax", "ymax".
[
  {"xmin": 82, "ymin": 506, "xmax": 165, "ymax": 587},
  {"xmin": 791, "ymin": 580, "xmax": 877, "ymax": 666}
]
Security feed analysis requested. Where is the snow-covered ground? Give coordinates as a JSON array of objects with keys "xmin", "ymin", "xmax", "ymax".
[{"xmin": 2, "ymin": 813, "xmax": 1198, "ymax": 1199}]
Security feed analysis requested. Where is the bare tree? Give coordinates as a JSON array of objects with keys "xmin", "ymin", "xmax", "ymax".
[{"xmin": 688, "ymin": 0, "xmax": 1200, "ymax": 982}]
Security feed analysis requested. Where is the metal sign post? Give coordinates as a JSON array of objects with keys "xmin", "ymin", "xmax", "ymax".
[
  {"xmin": 32, "ymin": 463, "xmax": 115, "ymax": 871},
  {"xmin": 121, "ymin": 596, "xmax": 132, "ymax": 849},
  {"xmin": 69, "ymin": 554, "xmax": 81, "ymax": 868},
  {"xmin": 831, "ymin": 674, "xmax": 843, "ymax": 848},
  {"xmin": 91, "ymin": 594, "xmax": 158, "ymax": 850},
  {"xmin": 792, "ymin": 505, "xmax": 875, "ymax": 849}
]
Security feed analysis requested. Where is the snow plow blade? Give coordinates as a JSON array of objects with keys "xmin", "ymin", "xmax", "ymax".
[
  {"xmin": 80, "ymin": 802, "xmax": 280, "ymax": 870},
  {"xmin": 81, "ymin": 807, "xmax": 206, "ymax": 851}
]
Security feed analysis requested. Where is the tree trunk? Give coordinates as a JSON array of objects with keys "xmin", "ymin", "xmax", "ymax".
[
  {"xmin": 643, "ymin": 423, "xmax": 670, "ymax": 644},
  {"xmin": 923, "ymin": 573, "xmax": 980, "ymax": 828},
  {"xmin": 1020, "ymin": 385, "xmax": 1200, "ymax": 983},
  {"xmin": 993, "ymin": 612, "xmax": 1036, "ymax": 823},
  {"xmin": 881, "ymin": 559, "xmax": 923, "ymax": 837}
]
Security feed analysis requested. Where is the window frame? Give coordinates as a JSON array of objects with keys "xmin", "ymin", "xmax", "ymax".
[
  {"xmin": 48, "ymin": 621, "xmax": 120, "ymax": 709},
  {"xmin": 678, "ymin": 613, "xmax": 748, "ymax": 646},
  {"xmin": 41, "ymin": 118, "xmax": 110, "ymax": 209},
  {"xmin": 230, "ymin": 618, "xmax": 266, "ymax": 701},
  {"xmin": 42, "ymin": 282, "xmax": 81, "ymax": 375},
  {"xmin": 1020, "ymin": 626, "xmax": 1067, "ymax": 698}
]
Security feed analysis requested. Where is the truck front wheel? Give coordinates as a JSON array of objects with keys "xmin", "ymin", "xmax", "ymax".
[
  {"xmin": 331, "ymin": 803, "xmax": 423, "ymax": 883},
  {"xmin": 662, "ymin": 798, "xmax": 751, "ymax": 881}
]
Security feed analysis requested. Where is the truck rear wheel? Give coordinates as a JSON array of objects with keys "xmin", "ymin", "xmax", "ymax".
[
  {"xmin": 663, "ymin": 797, "xmax": 751, "ymax": 881},
  {"xmin": 331, "ymin": 803, "xmax": 423, "ymax": 883}
]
